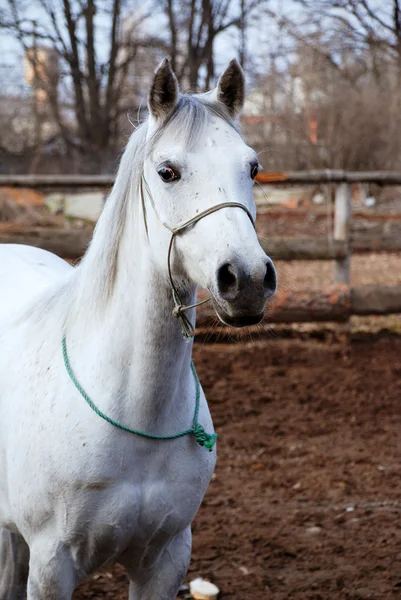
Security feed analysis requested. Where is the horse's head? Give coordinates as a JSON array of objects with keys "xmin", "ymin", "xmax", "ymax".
[{"xmin": 142, "ymin": 58, "xmax": 277, "ymax": 327}]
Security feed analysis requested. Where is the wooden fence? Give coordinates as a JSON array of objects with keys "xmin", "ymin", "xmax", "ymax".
[{"xmin": 1, "ymin": 171, "xmax": 401, "ymax": 324}]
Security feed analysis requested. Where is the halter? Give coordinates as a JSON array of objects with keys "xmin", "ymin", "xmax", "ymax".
[{"xmin": 140, "ymin": 174, "xmax": 255, "ymax": 338}]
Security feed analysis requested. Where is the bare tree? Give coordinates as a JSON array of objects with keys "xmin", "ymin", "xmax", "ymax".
[
  {"xmin": 271, "ymin": 1, "xmax": 401, "ymax": 84},
  {"xmin": 162, "ymin": 0, "xmax": 265, "ymax": 90},
  {"xmin": 241, "ymin": 0, "xmax": 401, "ymax": 171},
  {"xmin": 0, "ymin": 0, "xmax": 161, "ymax": 170}
]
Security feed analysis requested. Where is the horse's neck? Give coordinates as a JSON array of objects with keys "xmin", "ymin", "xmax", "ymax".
[{"xmin": 66, "ymin": 193, "xmax": 197, "ymax": 431}]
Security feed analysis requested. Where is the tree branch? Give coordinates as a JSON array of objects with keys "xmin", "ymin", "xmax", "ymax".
[{"xmin": 62, "ymin": 0, "xmax": 89, "ymax": 140}]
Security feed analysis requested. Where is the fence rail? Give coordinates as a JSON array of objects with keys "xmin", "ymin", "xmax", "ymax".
[
  {"xmin": 257, "ymin": 170, "xmax": 401, "ymax": 185},
  {"xmin": 196, "ymin": 285, "xmax": 401, "ymax": 325},
  {"xmin": 0, "ymin": 175, "xmax": 113, "ymax": 188},
  {"xmin": 1, "ymin": 228, "xmax": 398, "ymax": 261},
  {"xmin": 2, "ymin": 170, "xmax": 401, "ymax": 187},
  {"xmin": 1, "ymin": 171, "xmax": 400, "ymax": 322}
]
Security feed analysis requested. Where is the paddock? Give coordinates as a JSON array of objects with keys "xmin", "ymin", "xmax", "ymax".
[
  {"xmin": 70, "ymin": 333, "xmax": 401, "ymax": 600},
  {"xmin": 1, "ymin": 171, "xmax": 400, "ymax": 599}
]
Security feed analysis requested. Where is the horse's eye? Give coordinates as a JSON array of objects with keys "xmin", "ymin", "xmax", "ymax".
[
  {"xmin": 250, "ymin": 163, "xmax": 259, "ymax": 180},
  {"xmin": 158, "ymin": 166, "xmax": 180, "ymax": 182}
]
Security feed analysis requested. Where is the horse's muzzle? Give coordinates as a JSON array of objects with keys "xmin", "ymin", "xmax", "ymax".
[{"xmin": 211, "ymin": 256, "xmax": 277, "ymax": 326}]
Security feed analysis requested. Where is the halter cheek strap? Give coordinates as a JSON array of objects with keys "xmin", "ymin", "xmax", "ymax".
[{"xmin": 141, "ymin": 174, "xmax": 255, "ymax": 338}]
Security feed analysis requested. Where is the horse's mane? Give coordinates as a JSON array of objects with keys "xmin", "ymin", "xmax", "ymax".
[{"xmin": 26, "ymin": 95, "xmax": 238, "ymax": 333}]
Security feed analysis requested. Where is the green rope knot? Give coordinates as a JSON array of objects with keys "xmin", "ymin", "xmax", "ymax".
[{"xmin": 193, "ymin": 424, "xmax": 217, "ymax": 451}]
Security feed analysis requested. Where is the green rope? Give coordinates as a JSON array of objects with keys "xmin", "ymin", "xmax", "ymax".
[{"xmin": 62, "ymin": 336, "xmax": 217, "ymax": 451}]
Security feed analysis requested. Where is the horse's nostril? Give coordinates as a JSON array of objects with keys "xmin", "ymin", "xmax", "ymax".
[
  {"xmin": 264, "ymin": 260, "xmax": 277, "ymax": 295},
  {"xmin": 217, "ymin": 263, "xmax": 238, "ymax": 296}
]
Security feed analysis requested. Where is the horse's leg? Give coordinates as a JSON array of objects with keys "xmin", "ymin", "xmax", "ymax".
[
  {"xmin": 0, "ymin": 528, "xmax": 30, "ymax": 600},
  {"xmin": 26, "ymin": 540, "xmax": 77, "ymax": 600},
  {"xmin": 122, "ymin": 527, "xmax": 192, "ymax": 600}
]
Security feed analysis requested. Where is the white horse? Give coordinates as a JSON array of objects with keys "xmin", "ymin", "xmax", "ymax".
[{"xmin": 0, "ymin": 59, "xmax": 276, "ymax": 599}]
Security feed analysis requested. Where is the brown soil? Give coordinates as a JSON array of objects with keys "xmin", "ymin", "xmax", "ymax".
[{"xmin": 73, "ymin": 333, "xmax": 401, "ymax": 600}]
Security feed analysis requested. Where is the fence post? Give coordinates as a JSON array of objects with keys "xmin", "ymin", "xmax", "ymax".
[{"xmin": 334, "ymin": 183, "xmax": 352, "ymax": 285}]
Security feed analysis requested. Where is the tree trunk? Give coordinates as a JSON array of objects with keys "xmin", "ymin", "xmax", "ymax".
[{"xmin": 166, "ymin": 0, "xmax": 178, "ymax": 72}]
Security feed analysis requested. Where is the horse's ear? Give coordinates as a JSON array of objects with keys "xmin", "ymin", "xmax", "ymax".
[
  {"xmin": 214, "ymin": 59, "xmax": 245, "ymax": 118},
  {"xmin": 148, "ymin": 58, "xmax": 179, "ymax": 121}
]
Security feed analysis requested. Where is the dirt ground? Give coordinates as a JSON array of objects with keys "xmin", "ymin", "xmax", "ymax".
[{"xmin": 73, "ymin": 332, "xmax": 401, "ymax": 600}]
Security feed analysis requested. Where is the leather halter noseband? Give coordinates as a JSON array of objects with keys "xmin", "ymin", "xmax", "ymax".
[{"xmin": 141, "ymin": 175, "xmax": 255, "ymax": 338}]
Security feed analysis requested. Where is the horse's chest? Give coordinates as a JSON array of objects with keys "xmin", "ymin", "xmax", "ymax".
[
  {"xmin": 127, "ymin": 478, "xmax": 196, "ymax": 538},
  {"xmin": 70, "ymin": 444, "xmax": 214, "ymax": 562},
  {"xmin": 127, "ymin": 451, "xmax": 212, "ymax": 534}
]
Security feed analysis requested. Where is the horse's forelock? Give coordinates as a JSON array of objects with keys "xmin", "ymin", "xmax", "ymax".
[{"xmin": 146, "ymin": 94, "xmax": 241, "ymax": 154}]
